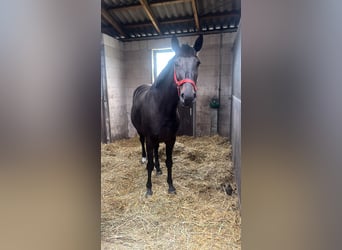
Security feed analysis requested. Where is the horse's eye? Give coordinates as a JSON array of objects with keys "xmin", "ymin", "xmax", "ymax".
[{"xmin": 197, "ymin": 61, "xmax": 201, "ymax": 66}]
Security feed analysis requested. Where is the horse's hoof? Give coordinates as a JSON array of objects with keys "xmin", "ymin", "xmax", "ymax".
[
  {"xmin": 145, "ymin": 189, "xmax": 153, "ymax": 197},
  {"xmin": 168, "ymin": 187, "xmax": 176, "ymax": 194},
  {"xmin": 141, "ymin": 157, "xmax": 146, "ymax": 164},
  {"xmin": 156, "ymin": 170, "xmax": 162, "ymax": 175}
]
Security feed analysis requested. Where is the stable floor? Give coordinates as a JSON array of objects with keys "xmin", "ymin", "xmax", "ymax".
[{"xmin": 101, "ymin": 135, "xmax": 241, "ymax": 249}]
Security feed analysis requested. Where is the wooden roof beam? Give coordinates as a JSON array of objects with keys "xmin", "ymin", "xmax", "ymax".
[
  {"xmin": 124, "ymin": 13, "xmax": 239, "ymax": 30},
  {"xmin": 138, "ymin": 0, "xmax": 161, "ymax": 34},
  {"xmin": 190, "ymin": 0, "xmax": 200, "ymax": 31},
  {"xmin": 101, "ymin": 8, "xmax": 125, "ymax": 37},
  {"xmin": 125, "ymin": 17, "xmax": 194, "ymax": 29},
  {"xmin": 109, "ymin": 0, "xmax": 191, "ymax": 12},
  {"xmin": 151, "ymin": 0, "xmax": 191, "ymax": 7}
]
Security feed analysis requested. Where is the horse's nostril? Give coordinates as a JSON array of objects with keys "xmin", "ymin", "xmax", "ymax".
[
  {"xmin": 194, "ymin": 93, "xmax": 196, "ymax": 98},
  {"xmin": 181, "ymin": 93, "xmax": 184, "ymax": 99}
]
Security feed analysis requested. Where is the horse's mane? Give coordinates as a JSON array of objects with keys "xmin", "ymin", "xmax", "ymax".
[
  {"xmin": 153, "ymin": 44, "xmax": 196, "ymax": 88},
  {"xmin": 153, "ymin": 57, "xmax": 175, "ymax": 88}
]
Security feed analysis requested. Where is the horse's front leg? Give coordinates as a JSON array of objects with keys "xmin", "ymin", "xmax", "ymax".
[
  {"xmin": 145, "ymin": 138, "xmax": 155, "ymax": 197},
  {"xmin": 165, "ymin": 137, "xmax": 176, "ymax": 194},
  {"xmin": 154, "ymin": 143, "xmax": 162, "ymax": 175},
  {"xmin": 139, "ymin": 134, "xmax": 146, "ymax": 164}
]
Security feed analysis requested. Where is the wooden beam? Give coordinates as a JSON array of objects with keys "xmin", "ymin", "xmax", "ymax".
[
  {"xmin": 101, "ymin": 8, "xmax": 125, "ymax": 37},
  {"xmin": 139, "ymin": 0, "xmax": 161, "ymax": 34},
  {"xmin": 124, "ymin": 12, "xmax": 239, "ymax": 30},
  {"xmin": 151, "ymin": 0, "xmax": 190, "ymax": 7},
  {"xmin": 190, "ymin": 0, "xmax": 200, "ymax": 31},
  {"xmin": 109, "ymin": 0, "xmax": 191, "ymax": 12},
  {"xmin": 125, "ymin": 17, "xmax": 194, "ymax": 29}
]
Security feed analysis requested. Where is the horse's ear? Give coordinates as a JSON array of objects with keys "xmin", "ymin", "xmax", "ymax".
[
  {"xmin": 171, "ymin": 35, "xmax": 180, "ymax": 53},
  {"xmin": 193, "ymin": 34, "xmax": 203, "ymax": 52}
]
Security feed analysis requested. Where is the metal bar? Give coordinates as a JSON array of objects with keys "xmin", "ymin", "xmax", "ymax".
[
  {"xmin": 101, "ymin": 41, "xmax": 112, "ymax": 143},
  {"xmin": 121, "ymin": 28, "xmax": 238, "ymax": 42}
]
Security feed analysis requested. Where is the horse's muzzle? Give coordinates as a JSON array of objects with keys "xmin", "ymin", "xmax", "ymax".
[{"xmin": 179, "ymin": 83, "xmax": 196, "ymax": 106}]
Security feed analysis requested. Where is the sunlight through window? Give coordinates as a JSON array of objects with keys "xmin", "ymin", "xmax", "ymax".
[{"xmin": 152, "ymin": 49, "xmax": 175, "ymax": 83}]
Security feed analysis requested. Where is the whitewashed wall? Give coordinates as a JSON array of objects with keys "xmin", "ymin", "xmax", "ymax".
[
  {"xmin": 102, "ymin": 32, "xmax": 237, "ymax": 140},
  {"xmin": 102, "ymin": 34, "xmax": 127, "ymax": 139}
]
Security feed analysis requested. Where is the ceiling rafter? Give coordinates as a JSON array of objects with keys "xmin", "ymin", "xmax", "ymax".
[
  {"xmin": 139, "ymin": 0, "xmax": 161, "ymax": 34},
  {"xmin": 109, "ymin": 0, "xmax": 191, "ymax": 12},
  {"xmin": 190, "ymin": 0, "xmax": 200, "ymax": 31},
  {"xmin": 125, "ymin": 17, "xmax": 194, "ymax": 29},
  {"xmin": 150, "ymin": 0, "xmax": 191, "ymax": 7},
  {"xmin": 124, "ymin": 12, "xmax": 239, "ymax": 30},
  {"xmin": 101, "ymin": 0, "xmax": 241, "ymax": 41},
  {"xmin": 101, "ymin": 8, "xmax": 126, "ymax": 37}
]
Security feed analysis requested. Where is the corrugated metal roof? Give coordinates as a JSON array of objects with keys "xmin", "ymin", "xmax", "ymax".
[
  {"xmin": 102, "ymin": 0, "xmax": 240, "ymax": 41},
  {"xmin": 110, "ymin": 8, "xmax": 148, "ymax": 24},
  {"xmin": 152, "ymin": 2, "xmax": 193, "ymax": 19},
  {"xmin": 198, "ymin": 0, "xmax": 233, "ymax": 15},
  {"xmin": 103, "ymin": 0, "xmax": 140, "ymax": 8}
]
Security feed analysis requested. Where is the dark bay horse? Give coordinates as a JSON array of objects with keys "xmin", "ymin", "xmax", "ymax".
[{"xmin": 131, "ymin": 35, "xmax": 203, "ymax": 196}]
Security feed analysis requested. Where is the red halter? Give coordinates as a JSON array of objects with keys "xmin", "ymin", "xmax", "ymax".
[{"xmin": 173, "ymin": 68, "xmax": 198, "ymax": 96}]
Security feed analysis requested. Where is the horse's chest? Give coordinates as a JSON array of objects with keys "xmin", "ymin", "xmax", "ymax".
[{"xmin": 155, "ymin": 117, "xmax": 180, "ymax": 139}]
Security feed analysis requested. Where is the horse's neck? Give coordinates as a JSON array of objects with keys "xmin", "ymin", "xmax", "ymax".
[
  {"xmin": 152, "ymin": 69, "xmax": 179, "ymax": 113},
  {"xmin": 154, "ymin": 68, "xmax": 178, "ymax": 98}
]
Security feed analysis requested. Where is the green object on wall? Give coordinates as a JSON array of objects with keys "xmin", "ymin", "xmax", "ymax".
[{"xmin": 209, "ymin": 97, "xmax": 220, "ymax": 109}]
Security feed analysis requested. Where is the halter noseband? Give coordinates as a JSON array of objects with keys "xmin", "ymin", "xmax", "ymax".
[{"xmin": 173, "ymin": 67, "xmax": 198, "ymax": 96}]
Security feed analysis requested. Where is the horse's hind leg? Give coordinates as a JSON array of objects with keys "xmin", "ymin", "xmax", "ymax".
[
  {"xmin": 165, "ymin": 137, "xmax": 176, "ymax": 194},
  {"xmin": 154, "ymin": 143, "xmax": 162, "ymax": 175},
  {"xmin": 139, "ymin": 134, "xmax": 146, "ymax": 164}
]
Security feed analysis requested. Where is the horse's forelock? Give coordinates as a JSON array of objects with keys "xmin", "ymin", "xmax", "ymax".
[{"xmin": 177, "ymin": 44, "xmax": 196, "ymax": 57}]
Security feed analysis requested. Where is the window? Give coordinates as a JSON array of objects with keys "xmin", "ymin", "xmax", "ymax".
[{"xmin": 152, "ymin": 48, "xmax": 175, "ymax": 83}]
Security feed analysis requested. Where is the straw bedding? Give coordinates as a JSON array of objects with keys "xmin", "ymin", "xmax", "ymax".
[{"xmin": 101, "ymin": 135, "xmax": 241, "ymax": 250}]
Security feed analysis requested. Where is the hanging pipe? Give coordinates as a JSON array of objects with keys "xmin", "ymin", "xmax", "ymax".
[{"xmin": 101, "ymin": 40, "xmax": 112, "ymax": 143}]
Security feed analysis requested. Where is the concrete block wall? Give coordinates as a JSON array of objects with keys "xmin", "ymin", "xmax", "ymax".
[
  {"xmin": 102, "ymin": 34, "xmax": 128, "ymax": 140},
  {"xmin": 196, "ymin": 33, "xmax": 236, "ymax": 137},
  {"xmin": 123, "ymin": 36, "xmax": 200, "ymax": 137},
  {"xmin": 123, "ymin": 40, "xmax": 152, "ymax": 137},
  {"xmin": 196, "ymin": 34, "xmax": 220, "ymax": 136},
  {"xmin": 102, "ymin": 32, "xmax": 237, "ymax": 139},
  {"xmin": 218, "ymin": 33, "xmax": 235, "ymax": 138}
]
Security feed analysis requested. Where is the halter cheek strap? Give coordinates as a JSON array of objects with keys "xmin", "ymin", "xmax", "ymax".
[{"xmin": 173, "ymin": 68, "xmax": 198, "ymax": 96}]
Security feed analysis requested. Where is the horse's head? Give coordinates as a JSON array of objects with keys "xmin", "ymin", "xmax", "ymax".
[{"xmin": 171, "ymin": 35, "xmax": 203, "ymax": 107}]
